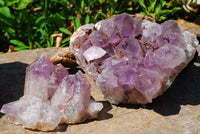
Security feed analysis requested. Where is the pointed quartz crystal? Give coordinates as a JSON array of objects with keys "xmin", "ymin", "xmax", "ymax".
[
  {"xmin": 70, "ymin": 13, "xmax": 199, "ymax": 104},
  {"xmin": 1, "ymin": 54, "xmax": 103, "ymax": 131}
]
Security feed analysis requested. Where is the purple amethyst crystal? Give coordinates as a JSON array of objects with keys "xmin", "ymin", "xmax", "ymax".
[
  {"xmin": 0, "ymin": 53, "xmax": 103, "ymax": 131},
  {"xmin": 70, "ymin": 13, "xmax": 199, "ymax": 104}
]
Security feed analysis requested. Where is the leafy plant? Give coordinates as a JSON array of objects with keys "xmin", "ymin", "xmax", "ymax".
[
  {"xmin": 0, "ymin": 0, "xmax": 73, "ymax": 51},
  {"xmin": 0, "ymin": 0, "xmax": 195, "ymax": 52},
  {"xmin": 135, "ymin": 0, "xmax": 182, "ymax": 21}
]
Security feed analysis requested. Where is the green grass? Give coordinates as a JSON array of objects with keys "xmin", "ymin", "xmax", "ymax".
[{"xmin": 0, "ymin": 0, "xmax": 198, "ymax": 52}]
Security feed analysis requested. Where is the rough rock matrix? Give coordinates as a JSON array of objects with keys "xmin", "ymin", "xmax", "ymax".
[
  {"xmin": 70, "ymin": 13, "xmax": 199, "ymax": 104},
  {"xmin": 0, "ymin": 54, "xmax": 103, "ymax": 131}
]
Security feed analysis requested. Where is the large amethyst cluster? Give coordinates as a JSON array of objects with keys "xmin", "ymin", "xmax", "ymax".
[
  {"xmin": 1, "ymin": 54, "xmax": 103, "ymax": 131},
  {"xmin": 70, "ymin": 13, "xmax": 199, "ymax": 104}
]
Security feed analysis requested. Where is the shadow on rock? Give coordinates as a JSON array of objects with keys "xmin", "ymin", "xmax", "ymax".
[
  {"xmin": 97, "ymin": 101, "xmax": 113, "ymax": 121},
  {"xmin": 54, "ymin": 124, "xmax": 68, "ymax": 132},
  {"xmin": 0, "ymin": 62, "xmax": 28, "ymax": 118},
  {"xmin": 145, "ymin": 53, "xmax": 200, "ymax": 116},
  {"xmin": 117, "ymin": 103, "xmax": 141, "ymax": 109},
  {"xmin": 67, "ymin": 67, "xmax": 84, "ymax": 74}
]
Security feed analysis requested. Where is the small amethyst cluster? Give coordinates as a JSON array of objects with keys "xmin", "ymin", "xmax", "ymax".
[
  {"xmin": 70, "ymin": 13, "xmax": 199, "ymax": 104},
  {"xmin": 1, "ymin": 54, "xmax": 103, "ymax": 131}
]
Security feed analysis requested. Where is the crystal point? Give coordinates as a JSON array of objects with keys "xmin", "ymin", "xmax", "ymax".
[
  {"xmin": 70, "ymin": 13, "xmax": 199, "ymax": 104},
  {"xmin": 1, "ymin": 54, "xmax": 102, "ymax": 131}
]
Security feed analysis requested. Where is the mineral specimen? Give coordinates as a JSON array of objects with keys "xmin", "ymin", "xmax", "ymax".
[
  {"xmin": 70, "ymin": 13, "xmax": 199, "ymax": 104},
  {"xmin": 0, "ymin": 54, "xmax": 103, "ymax": 131}
]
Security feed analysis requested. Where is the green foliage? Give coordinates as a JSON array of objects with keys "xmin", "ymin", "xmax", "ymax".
[
  {"xmin": 59, "ymin": 28, "xmax": 72, "ymax": 35},
  {"xmin": 135, "ymin": 0, "xmax": 182, "ymax": 21},
  {"xmin": 0, "ymin": 0, "xmax": 191, "ymax": 52},
  {"xmin": 10, "ymin": 39, "xmax": 29, "ymax": 50}
]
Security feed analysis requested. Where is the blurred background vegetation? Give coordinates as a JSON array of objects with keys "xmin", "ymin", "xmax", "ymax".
[{"xmin": 0, "ymin": 0, "xmax": 199, "ymax": 52}]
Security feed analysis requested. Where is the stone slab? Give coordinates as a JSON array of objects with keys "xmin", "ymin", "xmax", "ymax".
[
  {"xmin": 177, "ymin": 19, "xmax": 200, "ymax": 38},
  {"xmin": 0, "ymin": 46, "xmax": 200, "ymax": 134}
]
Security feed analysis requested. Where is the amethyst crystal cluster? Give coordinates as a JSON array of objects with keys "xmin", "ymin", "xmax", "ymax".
[
  {"xmin": 70, "ymin": 13, "xmax": 199, "ymax": 104},
  {"xmin": 1, "ymin": 54, "xmax": 103, "ymax": 131}
]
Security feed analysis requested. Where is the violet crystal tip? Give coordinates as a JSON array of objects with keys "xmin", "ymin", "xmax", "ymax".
[
  {"xmin": 0, "ymin": 53, "xmax": 103, "ymax": 131},
  {"xmin": 70, "ymin": 13, "xmax": 199, "ymax": 105}
]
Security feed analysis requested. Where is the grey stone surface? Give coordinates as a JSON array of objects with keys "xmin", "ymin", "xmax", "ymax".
[
  {"xmin": 0, "ymin": 46, "xmax": 200, "ymax": 134},
  {"xmin": 177, "ymin": 19, "xmax": 200, "ymax": 39}
]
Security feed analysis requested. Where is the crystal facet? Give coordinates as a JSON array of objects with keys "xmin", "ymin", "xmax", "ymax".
[
  {"xmin": 0, "ymin": 53, "xmax": 103, "ymax": 131},
  {"xmin": 70, "ymin": 13, "xmax": 199, "ymax": 104}
]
